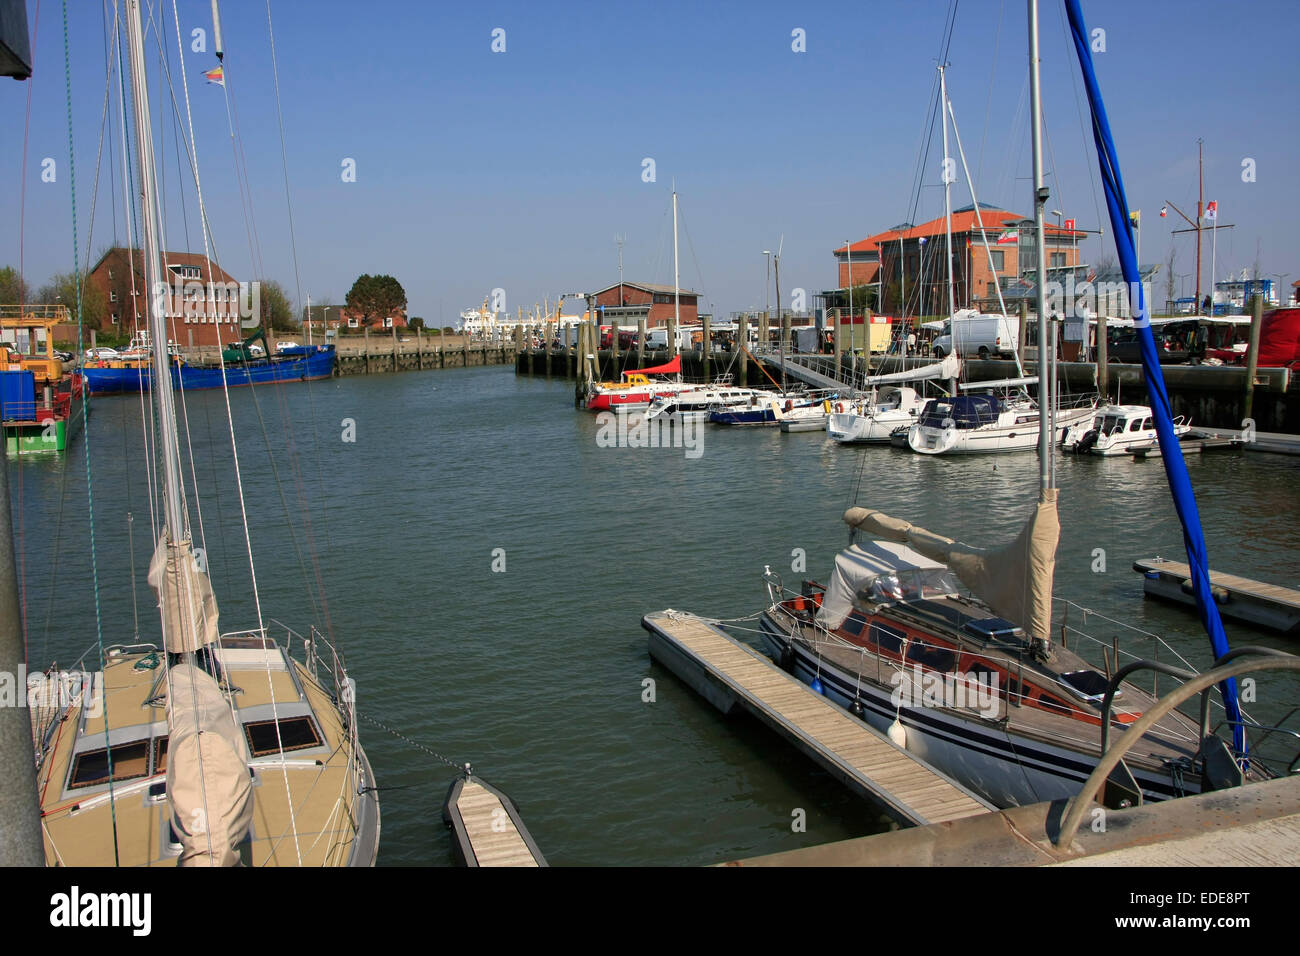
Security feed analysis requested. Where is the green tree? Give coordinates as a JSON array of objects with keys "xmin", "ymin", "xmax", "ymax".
[
  {"xmin": 37, "ymin": 271, "xmax": 107, "ymax": 327},
  {"xmin": 345, "ymin": 274, "xmax": 407, "ymax": 328},
  {"xmin": 255, "ymin": 279, "xmax": 297, "ymax": 331},
  {"xmin": 0, "ymin": 265, "xmax": 31, "ymax": 305},
  {"xmin": 408, "ymin": 316, "xmax": 425, "ymax": 331}
]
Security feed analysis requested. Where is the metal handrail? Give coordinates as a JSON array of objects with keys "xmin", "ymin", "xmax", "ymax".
[
  {"xmin": 1055, "ymin": 653, "xmax": 1300, "ymax": 848},
  {"xmin": 1099, "ymin": 658, "xmax": 1199, "ymax": 755}
]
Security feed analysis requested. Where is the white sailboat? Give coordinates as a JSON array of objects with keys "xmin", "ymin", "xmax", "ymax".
[
  {"xmin": 826, "ymin": 354, "xmax": 961, "ymax": 444},
  {"xmin": 31, "ymin": 0, "xmax": 379, "ymax": 867}
]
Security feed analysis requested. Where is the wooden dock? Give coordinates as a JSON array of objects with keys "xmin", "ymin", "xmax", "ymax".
[
  {"xmin": 1130, "ymin": 435, "xmax": 1242, "ymax": 458},
  {"xmin": 1135, "ymin": 557, "xmax": 1300, "ymax": 634},
  {"xmin": 442, "ymin": 773, "xmax": 547, "ymax": 867},
  {"xmin": 642, "ymin": 609, "xmax": 994, "ymax": 826}
]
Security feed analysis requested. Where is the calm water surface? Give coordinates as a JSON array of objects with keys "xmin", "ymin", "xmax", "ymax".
[{"xmin": 10, "ymin": 365, "xmax": 1300, "ymax": 865}]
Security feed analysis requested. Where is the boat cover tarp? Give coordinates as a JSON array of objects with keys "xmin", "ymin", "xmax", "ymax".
[
  {"xmin": 918, "ymin": 394, "xmax": 1001, "ymax": 429},
  {"xmin": 817, "ymin": 540, "xmax": 946, "ymax": 630},
  {"xmin": 1257, "ymin": 308, "xmax": 1300, "ymax": 369},
  {"xmin": 147, "ymin": 532, "xmax": 220, "ymax": 653},
  {"xmin": 841, "ymin": 488, "xmax": 1060, "ymax": 641},
  {"xmin": 624, "ymin": 356, "xmax": 680, "ymax": 378},
  {"xmin": 165, "ymin": 662, "xmax": 254, "ymax": 867}
]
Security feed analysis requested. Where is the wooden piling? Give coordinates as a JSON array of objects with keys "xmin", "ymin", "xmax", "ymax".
[
  {"xmin": 1243, "ymin": 294, "xmax": 1264, "ymax": 425},
  {"xmin": 833, "ymin": 308, "xmax": 842, "ymax": 384},
  {"xmin": 738, "ymin": 316, "xmax": 749, "ymax": 387},
  {"xmin": 702, "ymin": 314, "xmax": 711, "ymax": 383},
  {"xmin": 363, "ymin": 326, "xmax": 370, "ymax": 374},
  {"xmin": 759, "ymin": 311, "xmax": 769, "ymax": 353},
  {"xmin": 668, "ymin": 315, "xmax": 678, "ymax": 361},
  {"xmin": 637, "ymin": 317, "xmax": 646, "ymax": 370}
]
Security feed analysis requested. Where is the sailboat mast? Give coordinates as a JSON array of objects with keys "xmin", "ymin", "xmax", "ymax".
[
  {"xmin": 1196, "ymin": 139, "xmax": 1203, "ymax": 311},
  {"xmin": 940, "ymin": 65, "xmax": 956, "ymax": 320},
  {"xmin": 126, "ymin": 0, "xmax": 188, "ymax": 548},
  {"xmin": 672, "ymin": 188, "xmax": 680, "ymax": 330},
  {"xmin": 1028, "ymin": 0, "xmax": 1053, "ymax": 489}
]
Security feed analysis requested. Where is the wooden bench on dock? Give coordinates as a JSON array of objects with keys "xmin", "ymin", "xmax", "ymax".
[{"xmin": 642, "ymin": 609, "xmax": 994, "ymax": 827}]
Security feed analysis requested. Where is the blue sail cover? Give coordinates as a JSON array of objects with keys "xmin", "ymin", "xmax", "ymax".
[{"xmin": 1064, "ymin": 0, "xmax": 1243, "ymax": 754}]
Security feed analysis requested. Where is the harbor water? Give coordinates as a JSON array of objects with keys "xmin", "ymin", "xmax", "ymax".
[{"xmin": 10, "ymin": 364, "xmax": 1300, "ymax": 865}]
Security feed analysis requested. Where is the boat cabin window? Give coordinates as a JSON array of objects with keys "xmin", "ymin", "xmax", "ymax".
[
  {"xmin": 244, "ymin": 716, "xmax": 322, "ymax": 757},
  {"xmin": 1128, "ymin": 417, "xmax": 1144, "ymax": 432},
  {"xmin": 869, "ymin": 622, "xmax": 906, "ymax": 654},
  {"xmin": 1141, "ymin": 417, "xmax": 1152, "ymax": 430},
  {"xmin": 68, "ymin": 740, "xmax": 151, "ymax": 789},
  {"xmin": 1099, "ymin": 415, "xmax": 1123, "ymax": 435},
  {"xmin": 906, "ymin": 640, "xmax": 957, "ymax": 672},
  {"xmin": 855, "ymin": 568, "xmax": 961, "ymax": 607}
]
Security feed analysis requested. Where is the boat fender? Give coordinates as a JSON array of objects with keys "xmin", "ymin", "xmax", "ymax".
[
  {"xmin": 784, "ymin": 400, "xmax": 793, "ymax": 413},
  {"xmin": 887, "ymin": 718, "xmax": 907, "ymax": 748},
  {"xmin": 779, "ymin": 643, "xmax": 795, "ymax": 672},
  {"xmin": 809, "ymin": 677, "xmax": 825, "ymax": 695},
  {"xmin": 850, "ymin": 698, "xmax": 865, "ymax": 719}
]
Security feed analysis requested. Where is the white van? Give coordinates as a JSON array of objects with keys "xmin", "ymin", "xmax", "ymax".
[{"xmin": 931, "ymin": 309, "xmax": 1019, "ymax": 360}]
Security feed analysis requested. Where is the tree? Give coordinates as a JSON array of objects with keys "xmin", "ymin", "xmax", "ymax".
[
  {"xmin": 408, "ymin": 317, "xmax": 425, "ymax": 331},
  {"xmin": 344, "ymin": 274, "xmax": 407, "ymax": 327},
  {"xmin": 255, "ymin": 279, "xmax": 297, "ymax": 331},
  {"xmin": 37, "ymin": 271, "xmax": 107, "ymax": 328},
  {"xmin": 0, "ymin": 265, "xmax": 31, "ymax": 305}
]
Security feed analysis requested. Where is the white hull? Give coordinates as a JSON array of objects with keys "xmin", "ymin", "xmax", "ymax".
[{"xmin": 910, "ymin": 404, "xmax": 1094, "ymax": 455}]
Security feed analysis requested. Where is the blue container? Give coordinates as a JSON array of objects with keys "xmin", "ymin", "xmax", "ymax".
[{"xmin": 1, "ymin": 370, "xmax": 36, "ymax": 420}]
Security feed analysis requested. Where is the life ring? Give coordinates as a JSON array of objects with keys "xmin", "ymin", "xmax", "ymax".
[
  {"xmin": 834, "ymin": 402, "xmax": 846, "ymax": 414},
  {"xmin": 784, "ymin": 400, "xmax": 793, "ymax": 412}
]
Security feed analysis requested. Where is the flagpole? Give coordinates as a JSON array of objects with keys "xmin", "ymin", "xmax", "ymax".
[{"xmin": 1210, "ymin": 206, "xmax": 1218, "ymax": 316}]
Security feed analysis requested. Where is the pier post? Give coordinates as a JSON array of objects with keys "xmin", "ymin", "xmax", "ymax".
[
  {"xmin": 1018, "ymin": 301, "xmax": 1029, "ymax": 371},
  {"xmin": 461, "ymin": 332, "xmax": 468, "ymax": 367},
  {"xmin": 1095, "ymin": 308, "xmax": 1108, "ymax": 400},
  {"xmin": 738, "ymin": 316, "xmax": 749, "ymax": 387},
  {"xmin": 668, "ymin": 315, "xmax": 678, "ymax": 362},
  {"xmin": 637, "ymin": 318, "xmax": 646, "ymax": 370},
  {"xmin": 416, "ymin": 327, "xmax": 423, "ymax": 370},
  {"xmin": 1243, "ymin": 294, "xmax": 1264, "ymax": 425},
  {"xmin": 610, "ymin": 318, "xmax": 619, "ymax": 379},
  {"xmin": 833, "ymin": 308, "xmax": 841, "ymax": 386},
  {"xmin": 544, "ymin": 321, "xmax": 552, "ymax": 378},
  {"xmin": 392, "ymin": 322, "xmax": 398, "ymax": 372},
  {"xmin": 364, "ymin": 326, "xmax": 370, "ymax": 374},
  {"xmin": 759, "ymin": 311, "xmax": 769, "ymax": 355},
  {"xmin": 702, "ymin": 314, "xmax": 711, "ymax": 383}
]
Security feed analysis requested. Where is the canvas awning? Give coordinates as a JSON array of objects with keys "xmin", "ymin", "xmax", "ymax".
[
  {"xmin": 817, "ymin": 540, "xmax": 946, "ymax": 630},
  {"xmin": 147, "ymin": 531, "xmax": 220, "ymax": 653}
]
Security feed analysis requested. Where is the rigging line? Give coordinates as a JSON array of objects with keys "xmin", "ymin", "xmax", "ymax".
[
  {"xmin": 264, "ymin": 0, "xmax": 307, "ymax": 324},
  {"xmin": 64, "ymin": 0, "xmax": 119, "ymax": 867},
  {"xmin": 1053, "ymin": 0, "xmax": 1104, "ymax": 250},
  {"xmin": 975, "ymin": 0, "xmax": 1004, "ymax": 190}
]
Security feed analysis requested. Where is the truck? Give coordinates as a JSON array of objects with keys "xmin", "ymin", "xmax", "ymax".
[{"xmin": 930, "ymin": 310, "xmax": 1019, "ymax": 360}]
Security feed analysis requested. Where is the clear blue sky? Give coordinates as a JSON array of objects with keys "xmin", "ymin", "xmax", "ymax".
[{"xmin": 4, "ymin": 0, "xmax": 1297, "ymax": 323}]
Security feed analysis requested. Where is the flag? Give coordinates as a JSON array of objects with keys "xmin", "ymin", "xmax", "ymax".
[
  {"xmin": 1205, "ymin": 200, "xmax": 1218, "ymax": 221},
  {"xmin": 1126, "ymin": 211, "xmax": 1138, "ymax": 227},
  {"xmin": 1160, "ymin": 205, "xmax": 1168, "ymax": 218},
  {"xmin": 203, "ymin": 66, "xmax": 224, "ymax": 86},
  {"xmin": 1065, "ymin": 217, "xmax": 1077, "ymax": 231},
  {"xmin": 996, "ymin": 229, "xmax": 1018, "ymax": 245}
]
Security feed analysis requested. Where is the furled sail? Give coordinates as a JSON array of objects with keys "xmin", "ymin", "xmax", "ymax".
[
  {"xmin": 862, "ymin": 353, "xmax": 960, "ymax": 386},
  {"xmin": 843, "ymin": 488, "xmax": 1060, "ymax": 640},
  {"xmin": 165, "ymin": 662, "xmax": 254, "ymax": 866},
  {"xmin": 147, "ymin": 531, "xmax": 219, "ymax": 653}
]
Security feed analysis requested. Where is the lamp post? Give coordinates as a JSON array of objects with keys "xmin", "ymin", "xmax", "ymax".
[
  {"xmin": 845, "ymin": 239, "xmax": 852, "ymax": 337},
  {"xmin": 918, "ymin": 236, "xmax": 928, "ymax": 319}
]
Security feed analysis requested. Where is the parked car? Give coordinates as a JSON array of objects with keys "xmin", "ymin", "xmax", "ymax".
[
  {"xmin": 275, "ymin": 341, "xmax": 300, "ymax": 352},
  {"xmin": 83, "ymin": 346, "xmax": 121, "ymax": 361}
]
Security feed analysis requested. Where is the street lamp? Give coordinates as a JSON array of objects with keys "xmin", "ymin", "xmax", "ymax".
[
  {"xmin": 763, "ymin": 250, "xmax": 772, "ymax": 330},
  {"xmin": 918, "ymin": 236, "xmax": 928, "ymax": 318},
  {"xmin": 845, "ymin": 239, "xmax": 852, "ymax": 327}
]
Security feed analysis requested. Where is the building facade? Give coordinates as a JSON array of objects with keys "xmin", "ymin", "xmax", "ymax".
[
  {"xmin": 592, "ymin": 281, "xmax": 699, "ymax": 326},
  {"xmin": 87, "ymin": 247, "xmax": 246, "ymax": 347},
  {"xmin": 832, "ymin": 204, "xmax": 1086, "ymax": 317}
]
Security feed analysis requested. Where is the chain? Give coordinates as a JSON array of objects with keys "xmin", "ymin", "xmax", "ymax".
[{"xmin": 356, "ymin": 710, "xmax": 467, "ymax": 774}]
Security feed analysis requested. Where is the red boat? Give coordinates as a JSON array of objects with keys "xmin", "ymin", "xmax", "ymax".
[{"xmin": 583, "ymin": 356, "xmax": 704, "ymax": 411}]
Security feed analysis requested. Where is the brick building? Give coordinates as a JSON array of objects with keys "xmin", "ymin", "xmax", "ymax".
[
  {"xmin": 832, "ymin": 203, "xmax": 1086, "ymax": 316},
  {"xmin": 87, "ymin": 247, "xmax": 247, "ymax": 347},
  {"xmin": 592, "ymin": 281, "xmax": 699, "ymax": 326}
]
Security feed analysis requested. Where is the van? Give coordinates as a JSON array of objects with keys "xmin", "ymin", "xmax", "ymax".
[{"xmin": 931, "ymin": 309, "xmax": 1019, "ymax": 360}]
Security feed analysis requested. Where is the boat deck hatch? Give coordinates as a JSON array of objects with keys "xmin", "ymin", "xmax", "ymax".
[{"xmin": 1060, "ymin": 669, "xmax": 1116, "ymax": 702}]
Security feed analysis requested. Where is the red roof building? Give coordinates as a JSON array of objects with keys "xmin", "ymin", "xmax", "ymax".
[
  {"xmin": 592, "ymin": 281, "xmax": 699, "ymax": 327},
  {"xmin": 833, "ymin": 204, "xmax": 1087, "ymax": 316}
]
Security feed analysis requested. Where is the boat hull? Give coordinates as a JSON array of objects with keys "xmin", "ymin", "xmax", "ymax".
[
  {"xmin": 757, "ymin": 612, "xmax": 1199, "ymax": 807},
  {"xmin": 82, "ymin": 346, "xmax": 336, "ymax": 395}
]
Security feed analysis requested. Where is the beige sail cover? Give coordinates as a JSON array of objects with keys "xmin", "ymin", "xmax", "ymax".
[
  {"xmin": 843, "ymin": 487, "xmax": 1060, "ymax": 640},
  {"xmin": 166, "ymin": 662, "xmax": 254, "ymax": 867},
  {"xmin": 147, "ymin": 532, "xmax": 219, "ymax": 653}
]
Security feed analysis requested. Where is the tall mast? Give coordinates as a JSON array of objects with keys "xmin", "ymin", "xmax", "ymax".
[
  {"xmin": 1029, "ymin": 0, "xmax": 1053, "ymax": 490},
  {"xmin": 126, "ymin": 0, "xmax": 188, "ymax": 550},
  {"xmin": 1195, "ymin": 138, "xmax": 1203, "ymax": 312},
  {"xmin": 940, "ymin": 65, "xmax": 956, "ymax": 320},
  {"xmin": 672, "ymin": 187, "xmax": 680, "ymax": 330}
]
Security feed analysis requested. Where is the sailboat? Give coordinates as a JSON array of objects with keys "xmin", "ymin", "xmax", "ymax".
[
  {"xmin": 752, "ymin": 1, "xmax": 1283, "ymax": 808},
  {"xmin": 900, "ymin": 64, "xmax": 1094, "ymax": 456},
  {"xmin": 826, "ymin": 355, "xmax": 961, "ymax": 444},
  {"xmin": 30, "ymin": 0, "xmax": 379, "ymax": 866}
]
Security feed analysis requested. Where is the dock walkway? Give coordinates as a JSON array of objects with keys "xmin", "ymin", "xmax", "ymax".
[
  {"xmin": 1135, "ymin": 557, "xmax": 1300, "ymax": 633},
  {"xmin": 442, "ymin": 775, "xmax": 546, "ymax": 867},
  {"xmin": 643, "ymin": 609, "xmax": 994, "ymax": 826}
]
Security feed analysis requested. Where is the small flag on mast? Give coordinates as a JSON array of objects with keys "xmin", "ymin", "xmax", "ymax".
[
  {"xmin": 203, "ymin": 66, "xmax": 224, "ymax": 86},
  {"xmin": 1127, "ymin": 211, "xmax": 1139, "ymax": 227},
  {"xmin": 1064, "ymin": 217, "xmax": 1077, "ymax": 231},
  {"xmin": 996, "ymin": 229, "xmax": 1018, "ymax": 245},
  {"xmin": 1205, "ymin": 200, "xmax": 1218, "ymax": 221},
  {"xmin": 1160, "ymin": 205, "xmax": 1168, "ymax": 218}
]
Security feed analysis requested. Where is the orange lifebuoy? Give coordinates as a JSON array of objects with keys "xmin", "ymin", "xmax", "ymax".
[
  {"xmin": 784, "ymin": 400, "xmax": 793, "ymax": 412},
  {"xmin": 835, "ymin": 402, "xmax": 846, "ymax": 414}
]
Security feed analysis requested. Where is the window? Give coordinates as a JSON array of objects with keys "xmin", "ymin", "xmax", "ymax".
[
  {"xmin": 989, "ymin": 250, "xmax": 1004, "ymax": 272},
  {"xmin": 907, "ymin": 641, "xmax": 957, "ymax": 671},
  {"xmin": 109, "ymin": 290, "xmax": 117, "ymax": 302},
  {"xmin": 68, "ymin": 740, "xmax": 151, "ymax": 789},
  {"xmin": 869, "ymin": 622, "xmax": 906, "ymax": 654},
  {"xmin": 1129, "ymin": 417, "xmax": 1144, "ymax": 432},
  {"xmin": 1050, "ymin": 252, "xmax": 1066, "ymax": 268},
  {"xmin": 243, "ymin": 716, "xmax": 323, "ymax": 757}
]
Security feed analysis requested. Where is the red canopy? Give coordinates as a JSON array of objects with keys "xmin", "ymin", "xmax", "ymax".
[
  {"xmin": 624, "ymin": 355, "xmax": 681, "ymax": 378},
  {"xmin": 1257, "ymin": 308, "xmax": 1300, "ymax": 369}
]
